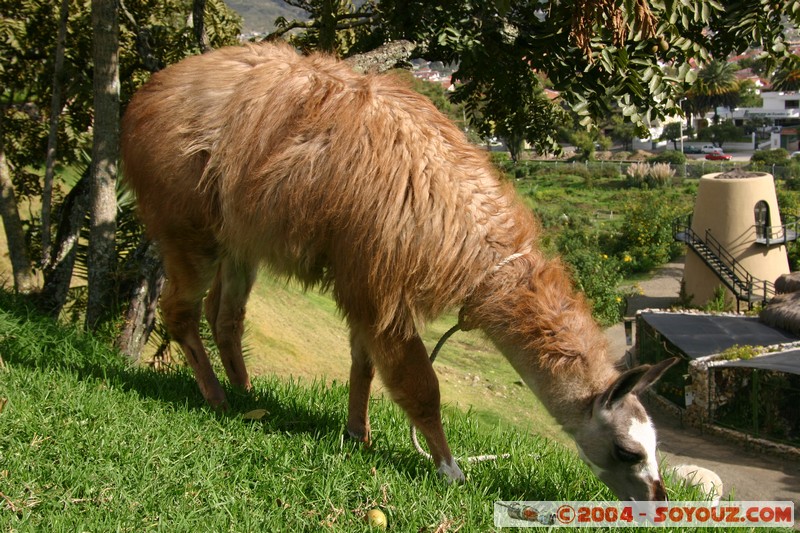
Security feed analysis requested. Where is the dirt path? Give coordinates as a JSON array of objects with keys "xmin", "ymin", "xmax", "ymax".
[{"xmin": 604, "ymin": 259, "xmax": 800, "ymax": 522}]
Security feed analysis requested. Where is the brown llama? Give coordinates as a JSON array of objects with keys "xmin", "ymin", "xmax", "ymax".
[{"xmin": 121, "ymin": 42, "xmax": 677, "ymax": 501}]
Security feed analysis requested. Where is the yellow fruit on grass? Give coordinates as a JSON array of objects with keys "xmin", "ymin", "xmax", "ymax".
[{"xmin": 366, "ymin": 508, "xmax": 387, "ymax": 529}]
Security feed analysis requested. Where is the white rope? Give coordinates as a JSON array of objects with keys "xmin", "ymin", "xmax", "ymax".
[
  {"xmin": 490, "ymin": 251, "xmax": 526, "ymax": 273},
  {"xmin": 411, "ymin": 424, "xmax": 511, "ymax": 463},
  {"xmin": 408, "ymin": 250, "xmax": 526, "ymax": 466}
]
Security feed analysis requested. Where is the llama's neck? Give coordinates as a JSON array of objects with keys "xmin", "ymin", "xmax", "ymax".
[{"xmin": 463, "ymin": 253, "xmax": 619, "ymax": 434}]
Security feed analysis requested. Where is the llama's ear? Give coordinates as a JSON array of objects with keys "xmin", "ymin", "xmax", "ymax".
[
  {"xmin": 631, "ymin": 356, "xmax": 680, "ymax": 395},
  {"xmin": 598, "ymin": 357, "xmax": 680, "ymax": 408}
]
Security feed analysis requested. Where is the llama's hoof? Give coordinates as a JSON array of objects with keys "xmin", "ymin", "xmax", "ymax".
[
  {"xmin": 437, "ymin": 457, "xmax": 465, "ymax": 483},
  {"xmin": 346, "ymin": 427, "xmax": 372, "ymax": 446}
]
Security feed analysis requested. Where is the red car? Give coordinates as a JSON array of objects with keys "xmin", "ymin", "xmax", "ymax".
[{"xmin": 705, "ymin": 152, "xmax": 732, "ymax": 160}]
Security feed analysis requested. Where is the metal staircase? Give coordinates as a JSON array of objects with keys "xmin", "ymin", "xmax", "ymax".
[{"xmin": 673, "ymin": 215, "xmax": 775, "ymax": 310}]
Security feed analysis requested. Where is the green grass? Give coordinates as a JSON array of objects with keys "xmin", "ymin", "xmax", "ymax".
[{"xmin": 0, "ymin": 293, "xmax": 751, "ymax": 532}]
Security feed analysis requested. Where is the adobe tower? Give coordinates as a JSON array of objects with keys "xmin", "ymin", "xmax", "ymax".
[{"xmin": 681, "ymin": 171, "xmax": 793, "ymax": 309}]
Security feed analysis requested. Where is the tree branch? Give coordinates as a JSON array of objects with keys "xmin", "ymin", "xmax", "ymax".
[
  {"xmin": 264, "ymin": 12, "xmax": 378, "ymax": 41},
  {"xmin": 118, "ymin": 0, "xmax": 161, "ymax": 72},
  {"xmin": 345, "ymin": 39, "xmax": 416, "ymax": 74}
]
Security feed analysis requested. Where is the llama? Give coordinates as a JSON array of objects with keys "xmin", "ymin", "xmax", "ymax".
[{"xmin": 120, "ymin": 42, "xmax": 677, "ymax": 501}]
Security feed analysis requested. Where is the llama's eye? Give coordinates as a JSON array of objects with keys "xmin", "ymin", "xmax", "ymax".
[{"xmin": 614, "ymin": 444, "xmax": 643, "ymax": 463}]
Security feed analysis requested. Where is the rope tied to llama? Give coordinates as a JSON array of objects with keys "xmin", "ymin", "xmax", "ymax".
[{"xmin": 409, "ymin": 252, "xmax": 529, "ymax": 464}]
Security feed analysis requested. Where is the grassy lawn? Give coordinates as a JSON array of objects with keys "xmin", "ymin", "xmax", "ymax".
[{"xmin": 0, "ymin": 293, "xmax": 728, "ymax": 531}]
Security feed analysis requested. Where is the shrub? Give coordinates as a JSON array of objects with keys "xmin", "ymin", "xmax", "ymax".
[
  {"xmin": 556, "ymin": 228, "xmax": 624, "ymax": 326},
  {"xmin": 719, "ymin": 344, "xmax": 761, "ymax": 361},
  {"xmin": 625, "ymin": 162, "xmax": 649, "ymax": 188},
  {"xmin": 594, "ymin": 165, "xmax": 621, "ymax": 180},
  {"xmin": 618, "ymin": 191, "xmax": 686, "ymax": 273},
  {"xmin": 647, "ymin": 162, "xmax": 676, "ymax": 187},
  {"xmin": 625, "ymin": 162, "xmax": 675, "ymax": 188},
  {"xmin": 648, "ymin": 150, "xmax": 687, "ymax": 165},
  {"xmin": 751, "ymin": 148, "xmax": 789, "ymax": 167}
]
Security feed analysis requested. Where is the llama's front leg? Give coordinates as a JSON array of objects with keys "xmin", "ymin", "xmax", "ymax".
[
  {"xmin": 162, "ymin": 279, "xmax": 227, "ymax": 408},
  {"xmin": 205, "ymin": 258, "xmax": 256, "ymax": 391},
  {"xmin": 346, "ymin": 329, "xmax": 375, "ymax": 443},
  {"xmin": 374, "ymin": 332, "xmax": 464, "ymax": 482}
]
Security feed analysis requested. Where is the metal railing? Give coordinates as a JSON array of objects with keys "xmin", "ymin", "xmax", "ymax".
[
  {"xmin": 673, "ymin": 214, "xmax": 775, "ymax": 308},
  {"xmin": 755, "ymin": 215, "xmax": 800, "ymax": 246}
]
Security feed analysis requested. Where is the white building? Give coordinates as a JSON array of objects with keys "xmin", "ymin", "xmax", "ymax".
[{"xmin": 731, "ymin": 91, "xmax": 800, "ymax": 126}]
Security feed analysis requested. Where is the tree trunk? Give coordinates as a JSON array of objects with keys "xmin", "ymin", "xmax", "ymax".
[
  {"xmin": 40, "ymin": 175, "xmax": 90, "ymax": 316},
  {"xmin": 115, "ymin": 239, "xmax": 165, "ymax": 360},
  {"xmin": 41, "ymin": 0, "xmax": 70, "ymax": 267},
  {"xmin": 192, "ymin": 0, "xmax": 211, "ymax": 53},
  {"xmin": 86, "ymin": 0, "xmax": 120, "ymax": 330},
  {"xmin": 318, "ymin": 0, "xmax": 337, "ymax": 53},
  {"xmin": 0, "ymin": 111, "xmax": 36, "ymax": 294}
]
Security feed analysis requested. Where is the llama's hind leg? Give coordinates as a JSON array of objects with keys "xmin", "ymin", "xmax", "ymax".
[
  {"xmin": 365, "ymin": 327, "xmax": 464, "ymax": 482},
  {"xmin": 204, "ymin": 258, "xmax": 256, "ymax": 391},
  {"xmin": 346, "ymin": 328, "xmax": 375, "ymax": 443},
  {"xmin": 160, "ymin": 249, "xmax": 226, "ymax": 407}
]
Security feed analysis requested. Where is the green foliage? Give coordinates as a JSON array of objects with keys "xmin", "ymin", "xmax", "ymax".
[
  {"xmin": 649, "ymin": 150, "xmax": 687, "ymax": 165},
  {"xmin": 703, "ymin": 285, "xmax": 731, "ymax": 313},
  {"xmin": 770, "ymin": 54, "xmax": 800, "ymax": 92},
  {"xmin": 557, "ymin": 230, "xmax": 625, "ymax": 326},
  {"xmin": 719, "ymin": 344, "xmax": 761, "ymax": 361},
  {"xmin": 570, "ymin": 130, "xmax": 596, "ymax": 161},
  {"xmin": 659, "ymin": 123, "xmax": 685, "ymax": 151},
  {"xmin": 686, "ymin": 60, "xmax": 740, "ymax": 122},
  {"xmin": 751, "ymin": 148, "xmax": 790, "ymax": 167},
  {"xmin": 276, "ymin": 0, "xmax": 800, "ymax": 151},
  {"xmin": 391, "ymin": 69, "xmax": 465, "ymax": 126},
  {"xmin": 617, "ymin": 191, "xmax": 686, "ymax": 273},
  {"xmin": 273, "ymin": 0, "xmax": 372, "ymax": 55},
  {"xmin": 737, "ymin": 79, "xmax": 763, "ymax": 107},
  {"xmin": 607, "ymin": 112, "xmax": 641, "ymax": 153},
  {"xmin": 695, "ymin": 120, "xmax": 743, "ymax": 147},
  {"xmin": 0, "ymin": 0, "xmax": 242, "ymax": 327}
]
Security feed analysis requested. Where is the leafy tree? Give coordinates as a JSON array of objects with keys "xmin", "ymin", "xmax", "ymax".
[
  {"xmin": 736, "ymin": 55, "xmax": 768, "ymax": 77},
  {"xmin": 771, "ymin": 55, "xmax": 800, "ymax": 92},
  {"xmin": 86, "ymin": 0, "xmax": 120, "ymax": 330},
  {"xmin": 696, "ymin": 120, "xmax": 742, "ymax": 148},
  {"xmin": 272, "ymin": 0, "xmax": 799, "ymax": 153},
  {"xmin": 660, "ymin": 122, "xmax": 684, "ymax": 151},
  {"xmin": 609, "ymin": 115, "xmax": 638, "ymax": 152},
  {"xmin": 41, "ymin": 0, "xmax": 70, "ymax": 265},
  {"xmin": 686, "ymin": 60, "xmax": 740, "ymax": 124},
  {"xmin": 0, "ymin": 0, "xmax": 240, "ymax": 328},
  {"xmin": 0, "ymin": 114, "xmax": 36, "ymax": 293},
  {"xmin": 268, "ymin": 0, "xmax": 374, "ymax": 54},
  {"xmin": 738, "ymin": 79, "xmax": 763, "ymax": 108},
  {"xmin": 570, "ymin": 130, "xmax": 596, "ymax": 161}
]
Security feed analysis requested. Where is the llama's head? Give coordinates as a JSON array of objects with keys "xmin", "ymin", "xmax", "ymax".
[{"xmin": 573, "ymin": 357, "xmax": 678, "ymax": 501}]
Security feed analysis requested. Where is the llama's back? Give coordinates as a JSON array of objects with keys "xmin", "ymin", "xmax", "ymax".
[{"xmin": 121, "ymin": 43, "xmax": 536, "ymax": 336}]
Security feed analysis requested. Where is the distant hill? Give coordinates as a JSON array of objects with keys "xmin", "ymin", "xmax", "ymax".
[{"xmin": 226, "ymin": 0, "xmax": 308, "ymax": 33}]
